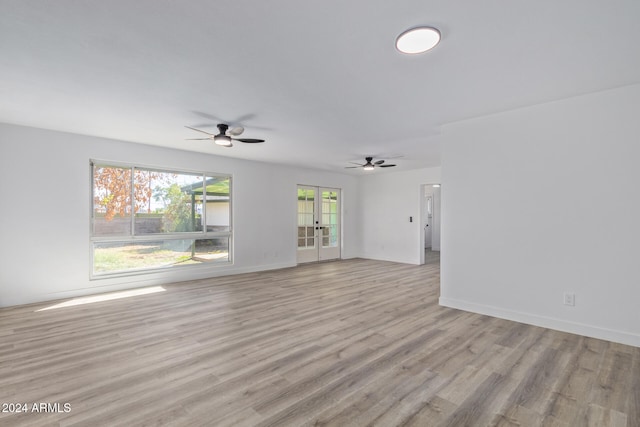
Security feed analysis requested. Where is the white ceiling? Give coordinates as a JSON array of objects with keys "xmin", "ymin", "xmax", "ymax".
[{"xmin": 1, "ymin": 1, "xmax": 639, "ymax": 173}]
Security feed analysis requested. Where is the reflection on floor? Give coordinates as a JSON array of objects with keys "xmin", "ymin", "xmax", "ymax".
[{"xmin": 425, "ymin": 248, "xmax": 440, "ymax": 265}]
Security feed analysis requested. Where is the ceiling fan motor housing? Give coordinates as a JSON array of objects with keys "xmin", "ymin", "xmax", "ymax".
[{"xmin": 217, "ymin": 124, "xmax": 229, "ymax": 135}]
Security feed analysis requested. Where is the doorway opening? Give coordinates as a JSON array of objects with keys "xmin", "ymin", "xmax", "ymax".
[
  {"xmin": 420, "ymin": 184, "xmax": 441, "ymax": 266},
  {"xmin": 297, "ymin": 185, "xmax": 341, "ymax": 263}
]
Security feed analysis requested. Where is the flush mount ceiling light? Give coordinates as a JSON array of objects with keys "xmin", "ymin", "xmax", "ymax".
[{"xmin": 396, "ymin": 26, "xmax": 441, "ymax": 54}]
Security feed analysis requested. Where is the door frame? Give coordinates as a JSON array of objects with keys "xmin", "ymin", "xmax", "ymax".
[{"xmin": 420, "ymin": 183, "xmax": 441, "ymax": 265}]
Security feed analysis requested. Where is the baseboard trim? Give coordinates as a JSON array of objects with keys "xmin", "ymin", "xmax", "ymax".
[
  {"xmin": 439, "ymin": 297, "xmax": 640, "ymax": 348},
  {"xmin": 358, "ymin": 253, "xmax": 420, "ymax": 265}
]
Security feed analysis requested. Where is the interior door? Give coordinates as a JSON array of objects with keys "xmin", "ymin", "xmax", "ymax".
[
  {"xmin": 424, "ymin": 195, "xmax": 433, "ymax": 248},
  {"xmin": 297, "ymin": 186, "xmax": 341, "ymax": 263}
]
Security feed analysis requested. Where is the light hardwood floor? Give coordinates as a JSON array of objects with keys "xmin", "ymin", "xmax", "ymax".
[{"xmin": 1, "ymin": 256, "xmax": 638, "ymax": 426}]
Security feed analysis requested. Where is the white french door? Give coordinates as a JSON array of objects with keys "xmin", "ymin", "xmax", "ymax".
[{"xmin": 297, "ymin": 185, "xmax": 341, "ymax": 263}]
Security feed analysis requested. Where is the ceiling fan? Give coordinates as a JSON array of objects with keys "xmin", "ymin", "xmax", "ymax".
[
  {"xmin": 346, "ymin": 156, "xmax": 397, "ymax": 171},
  {"xmin": 185, "ymin": 124, "xmax": 265, "ymax": 147}
]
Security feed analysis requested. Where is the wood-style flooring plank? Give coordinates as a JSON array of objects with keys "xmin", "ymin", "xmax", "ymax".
[{"xmin": 1, "ymin": 254, "xmax": 638, "ymax": 426}]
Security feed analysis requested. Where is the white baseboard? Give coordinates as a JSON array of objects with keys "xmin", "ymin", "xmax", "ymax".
[
  {"xmin": 359, "ymin": 252, "xmax": 420, "ymax": 265},
  {"xmin": 439, "ymin": 297, "xmax": 640, "ymax": 348}
]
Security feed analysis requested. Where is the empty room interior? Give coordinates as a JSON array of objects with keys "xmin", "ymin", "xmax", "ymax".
[{"xmin": 1, "ymin": 1, "xmax": 639, "ymax": 426}]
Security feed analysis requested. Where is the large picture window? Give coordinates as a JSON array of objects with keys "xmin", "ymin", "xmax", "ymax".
[{"xmin": 91, "ymin": 162, "xmax": 231, "ymax": 277}]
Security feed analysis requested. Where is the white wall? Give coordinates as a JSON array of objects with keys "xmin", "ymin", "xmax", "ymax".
[
  {"xmin": 0, "ymin": 123, "xmax": 360, "ymax": 307},
  {"xmin": 440, "ymin": 84, "xmax": 640, "ymax": 347},
  {"xmin": 358, "ymin": 167, "xmax": 441, "ymax": 265}
]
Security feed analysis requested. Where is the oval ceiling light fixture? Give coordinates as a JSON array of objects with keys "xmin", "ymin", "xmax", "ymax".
[
  {"xmin": 214, "ymin": 134, "xmax": 233, "ymax": 147},
  {"xmin": 396, "ymin": 26, "xmax": 441, "ymax": 54}
]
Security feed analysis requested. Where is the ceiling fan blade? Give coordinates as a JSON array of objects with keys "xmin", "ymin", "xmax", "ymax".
[
  {"xmin": 185, "ymin": 125, "xmax": 215, "ymax": 136},
  {"xmin": 345, "ymin": 166, "xmax": 362, "ymax": 169},
  {"xmin": 228, "ymin": 126, "xmax": 244, "ymax": 136},
  {"xmin": 233, "ymin": 138, "xmax": 265, "ymax": 143},
  {"xmin": 232, "ymin": 113, "xmax": 256, "ymax": 123},
  {"xmin": 185, "ymin": 138, "xmax": 212, "ymax": 140},
  {"xmin": 190, "ymin": 123, "xmax": 219, "ymax": 128},
  {"xmin": 191, "ymin": 111, "xmax": 224, "ymax": 122},
  {"xmin": 374, "ymin": 160, "xmax": 385, "ymax": 165},
  {"xmin": 379, "ymin": 164, "xmax": 396, "ymax": 168}
]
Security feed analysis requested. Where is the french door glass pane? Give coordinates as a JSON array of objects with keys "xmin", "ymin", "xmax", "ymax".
[
  {"xmin": 321, "ymin": 191, "xmax": 338, "ymax": 248},
  {"xmin": 297, "ymin": 226, "xmax": 315, "ymax": 248},
  {"xmin": 304, "ymin": 197, "xmax": 316, "ymax": 247},
  {"xmin": 297, "ymin": 189, "xmax": 315, "ymax": 227}
]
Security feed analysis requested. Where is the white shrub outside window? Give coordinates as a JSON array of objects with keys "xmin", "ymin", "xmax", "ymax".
[{"xmin": 91, "ymin": 162, "xmax": 231, "ymax": 277}]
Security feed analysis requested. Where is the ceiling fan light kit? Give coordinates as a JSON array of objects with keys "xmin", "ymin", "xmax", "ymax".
[{"xmin": 214, "ymin": 134, "xmax": 232, "ymax": 147}]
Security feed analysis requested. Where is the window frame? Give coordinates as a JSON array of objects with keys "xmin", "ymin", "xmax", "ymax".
[{"xmin": 90, "ymin": 160, "xmax": 233, "ymax": 279}]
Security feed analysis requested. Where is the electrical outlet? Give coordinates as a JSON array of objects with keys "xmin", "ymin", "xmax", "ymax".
[{"xmin": 563, "ymin": 293, "xmax": 575, "ymax": 306}]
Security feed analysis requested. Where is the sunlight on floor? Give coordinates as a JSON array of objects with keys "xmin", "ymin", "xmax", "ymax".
[{"xmin": 36, "ymin": 286, "xmax": 166, "ymax": 312}]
